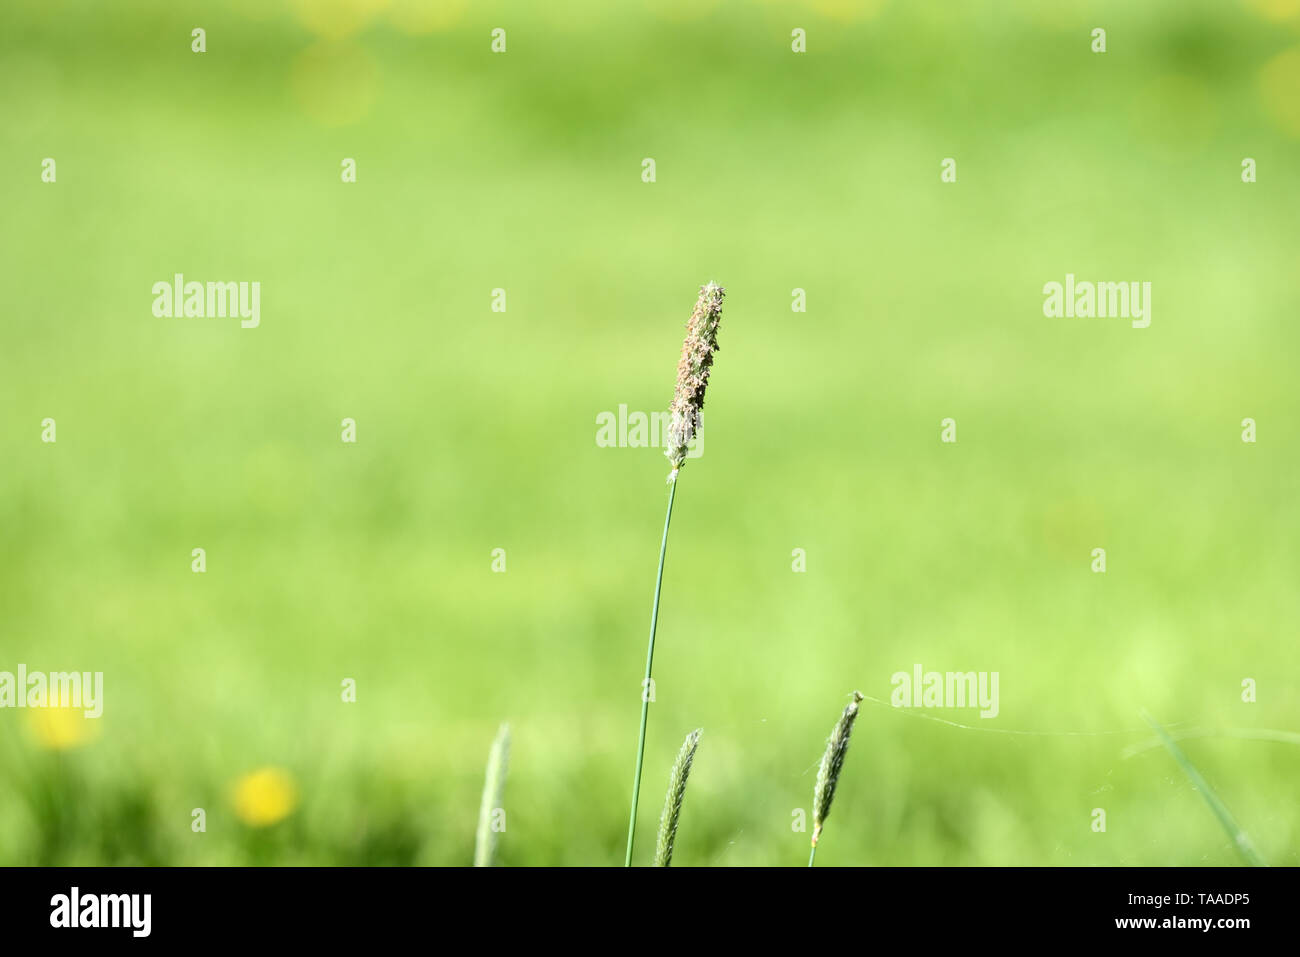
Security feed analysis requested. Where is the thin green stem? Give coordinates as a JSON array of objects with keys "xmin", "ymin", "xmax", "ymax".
[
  {"xmin": 808, "ymin": 844, "xmax": 818, "ymax": 867},
  {"xmin": 624, "ymin": 475, "xmax": 678, "ymax": 866},
  {"xmin": 1141, "ymin": 709, "xmax": 1266, "ymax": 867}
]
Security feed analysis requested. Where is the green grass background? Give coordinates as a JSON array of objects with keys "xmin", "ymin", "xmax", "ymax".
[{"xmin": 2, "ymin": 0, "xmax": 1298, "ymax": 865}]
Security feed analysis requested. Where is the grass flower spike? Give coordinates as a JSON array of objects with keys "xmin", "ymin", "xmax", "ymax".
[
  {"xmin": 474, "ymin": 723, "xmax": 510, "ymax": 867},
  {"xmin": 666, "ymin": 282, "xmax": 726, "ymax": 479},
  {"xmin": 810, "ymin": 691, "xmax": 863, "ymax": 865},
  {"xmin": 654, "ymin": 729, "xmax": 702, "ymax": 867}
]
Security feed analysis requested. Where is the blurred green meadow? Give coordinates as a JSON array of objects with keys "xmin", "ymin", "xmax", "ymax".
[{"xmin": 2, "ymin": 0, "xmax": 1299, "ymax": 866}]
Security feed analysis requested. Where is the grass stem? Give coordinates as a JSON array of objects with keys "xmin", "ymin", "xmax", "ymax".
[
  {"xmin": 1141, "ymin": 709, "xmax": 1265, "ymax": 867},
  {"xmin": 624, "ymin": 475, "xmax": 678, "ymax": 866}
]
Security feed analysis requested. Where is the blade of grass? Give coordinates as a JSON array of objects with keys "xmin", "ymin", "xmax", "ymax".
[
  {"xmin": 1121, "ymin": 726, "xmax": 1300, "ymax": 759},
  {"xmin": 473, "ymin": 723, "xmax": 510, "ymax": 867},
  {"xmin": 1141, "ymin": 709, "xmax": 1265, "ymax": 867}
]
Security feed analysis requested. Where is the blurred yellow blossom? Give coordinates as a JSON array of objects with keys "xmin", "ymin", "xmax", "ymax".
[
  {"xmin": 24, "ymin": 706, "xmax": 98, "ymax": 751},
  {"xmin": 232, "ymin": 768, "xmax": 299, "ymax": 827},
  {"xmin": 1259, "ymin": 46, "xmax": 1300, "ymax": 138}
]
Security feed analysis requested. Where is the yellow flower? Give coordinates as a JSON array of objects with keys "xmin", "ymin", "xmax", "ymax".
[
  {"xmin": 232, "ymin": 768, "xmax": 299, "ymax": 828},
  {"xmin": 289, "ymin": 0, "xmax": 387, "ymax": 41},
  {"xmin": 386, "ymin": 0, "xmax": 467, "ymax": 35},
  {"xmin": 1259, "ymin": 46, "xmax": 1300, "ymax": 139},
  {"xmin": 24, "ymin": 706, "xmax": 98, "ymax": 751}
]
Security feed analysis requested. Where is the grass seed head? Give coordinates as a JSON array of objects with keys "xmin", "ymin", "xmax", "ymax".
[
  {"xmin": 812, "ymin": 691, "xmax": 863, "ymax": 847},
  {"xmin": 654, "ymin": 728, "xmax": 702, "ymax": 866},
  {"xmin": 666, "ymin": 282, "xmax": 726, "ymax": 478}
]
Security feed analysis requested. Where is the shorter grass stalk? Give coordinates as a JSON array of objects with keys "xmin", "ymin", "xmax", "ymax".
[{"xmin": 474, "ymin": 723, "xmax": 510, "ymax": 867}]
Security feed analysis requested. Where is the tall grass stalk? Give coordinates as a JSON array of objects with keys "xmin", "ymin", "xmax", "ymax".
[
  {"xmin": 654, "ymin": 729, "xmax": 702, "ymax": 867},
  {"xmin": 809, "ymin": 691, "xmax": 863, "ymax": 866},
  {"xmin": 1141, "ymin": 709, "xmax": 1265, "ymax": 867},
  {"xmin": 624, "ymin": 282, "xmax": 726, "ymax": 867},
  {"xmin": 474, "ymin": 723, "xmax": 510, "ymax": 867},
  {"xmin": 624, "ymin": 480, "xmax": 676, "ymax": 866}
]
